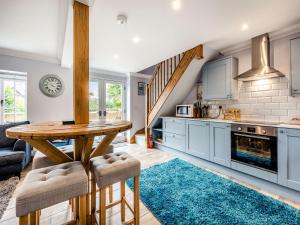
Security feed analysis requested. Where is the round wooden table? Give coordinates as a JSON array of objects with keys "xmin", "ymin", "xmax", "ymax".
[{"xmin": 6, "ymin": 120, "xmax": 132, "ymax": 224}]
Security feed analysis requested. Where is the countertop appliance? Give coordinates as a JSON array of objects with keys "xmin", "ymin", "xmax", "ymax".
[
  {"xmin": 176, "ymin": 105, "xmax": 194, "ymax": 118},
  {"xmin": 231, "ymin": 121, "xmax": 278, "ymax": 173}
]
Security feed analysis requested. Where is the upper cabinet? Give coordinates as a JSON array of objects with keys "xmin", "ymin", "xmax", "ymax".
[
  {"xmin": 202, "ymin": 56, "xmax": 238, "ymax": 100},
  {"xmin": 290, "ymin": 37, "xmax": 300, "ymax": 96}
]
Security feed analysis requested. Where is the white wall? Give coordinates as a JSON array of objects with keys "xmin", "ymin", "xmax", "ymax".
[
  {"xmin": 0, "ymin": 54, "xmax": 73, "ymax": 123},
  {"xmin": 205, "ymin": 32, "xmax": 300, "ymax": 123},
  {"xmin": 127, "ymin": 73, "xmax": 150, "ymax": 139}
]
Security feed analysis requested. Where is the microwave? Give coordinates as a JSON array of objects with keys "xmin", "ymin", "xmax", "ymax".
[{"xmin": 176, "ymin": 105, "xmax": 194, "ymax": 117}]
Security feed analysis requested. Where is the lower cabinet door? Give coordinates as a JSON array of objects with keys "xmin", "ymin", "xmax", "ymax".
[
  {"xmin": 186, "ymin": 121, "xmax": 210, "ymax": 160},
  {"xmin": 209, "ymin": 122, "xmax": 231, "ymax": 167},
  {"xmin": 164, "ymin": 132, "xmax": 185, "ymax": 152},
  {"xmin": 278, "ymin": 128, "xmax": 300, "ymax": 191}
]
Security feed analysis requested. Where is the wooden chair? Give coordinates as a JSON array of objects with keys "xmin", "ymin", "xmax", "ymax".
[{"xmin": 90, "ymin": 152, "xmax": 141, "ymax": 225}]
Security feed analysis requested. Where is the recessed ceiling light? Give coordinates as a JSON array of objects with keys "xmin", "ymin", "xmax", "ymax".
[
  {"xmin": 242, "ymin": 23, "xmax": 249, "ymax": 31},
  {"xmin": 132, "ymin": 36, "xmax": 141, "ymax": 44},
  {"xmin": 113, "ymin": 54, "xmax": 119, "ymax": 59},
  {"xmin": 172, "ymin": 0, "xmax": 181, "ymax": 11}
]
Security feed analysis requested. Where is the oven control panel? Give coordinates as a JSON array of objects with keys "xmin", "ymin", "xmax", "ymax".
[{"xmin": 231, "ymin": 124, "xmax": 277, "ymax": 137}]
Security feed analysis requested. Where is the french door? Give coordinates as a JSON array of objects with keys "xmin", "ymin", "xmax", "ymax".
[
  {"xmin": 89, "ymin": 79, "xmax": 126, "ymax": 142},
  {"xmin": 89, "ymin": 79, "xmax": 126, "ymax": 122}
]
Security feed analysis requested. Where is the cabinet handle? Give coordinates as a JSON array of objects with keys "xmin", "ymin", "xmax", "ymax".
[
  {"xmin": 293, "ymin": 89, "xmax": 299, "ymax": 93},
  {"xmin": 279, "ymin": 130, "xmax": 285, "ymax": 134},
  {"xmin": 206, "ymin": 123, "xmax": 210, "ymax": 126}
]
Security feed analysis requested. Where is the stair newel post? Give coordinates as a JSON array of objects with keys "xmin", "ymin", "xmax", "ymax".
[{"xmin": 145, "ymin": 83, "xmax": 150, "ymax": 148}]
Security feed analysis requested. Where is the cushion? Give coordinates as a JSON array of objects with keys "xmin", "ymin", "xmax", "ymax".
[
  {"xmin": 0, "ymin": 121, "xmax": 29, "ymax": 148},
  {"xmin": 32, "ymin": 145, "xmax": 74, "ymax": 169},
  {"xmin": 90, "ymin": 152, "xmax": 140, "ymax": 188},
  {"xmin": 13, "ymin": 140, "xmax": 26, "ymax": 152},
  {"xmin": 0, "ymin": 151, "xmax": 24, "ymax": 167},
  {"xmin": 16, "ymin": 161, "xmax": 88, "ymax": 217}
]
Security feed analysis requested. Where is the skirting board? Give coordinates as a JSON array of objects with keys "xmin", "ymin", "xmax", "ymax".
[{"xmin": 155, "ymin": 143, "xmax": 300, "ymax": 204}]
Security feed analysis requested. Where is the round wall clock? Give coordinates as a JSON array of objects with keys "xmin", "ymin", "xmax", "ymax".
[{"xmin": 39, "ymin": 74, "xmax": 65, "ymax": 97}]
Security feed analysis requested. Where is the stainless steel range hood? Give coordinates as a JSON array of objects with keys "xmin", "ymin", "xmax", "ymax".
[{"xmin": 235, "ymin": 33, "xmax": 284, "ymax": 81}]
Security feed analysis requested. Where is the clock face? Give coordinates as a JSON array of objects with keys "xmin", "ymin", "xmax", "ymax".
[{"xmin": 39, "ymin": 75, "xmax": 64, "ymax": 97}]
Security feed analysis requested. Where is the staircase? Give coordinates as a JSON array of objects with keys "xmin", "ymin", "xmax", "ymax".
[{"xmin": 145, "ymin": 45, "xmax": 205, "ymax": 147}]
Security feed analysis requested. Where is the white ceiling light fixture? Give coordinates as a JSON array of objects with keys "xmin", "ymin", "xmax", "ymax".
[
  {"xmin": 172, "ymin": 0, "xmax": 181, "ymax": 11},
  {"xmin": 117, "ymin": 14, "xmax": 127, "ymax": 25},
  {"xmin": 113, "ymin": 54, "xmax": 119, "ymax": 59},
  {"xmin": 132, "ymin": 36, "xmax": 141, "ymax": 44},
  {"xmin": 242, "ymin": 23, "xmax": 249, "ymax": 31}
]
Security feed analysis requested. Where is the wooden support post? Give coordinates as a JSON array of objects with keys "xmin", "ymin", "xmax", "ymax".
[{"xmin": 73, "ymin": 1, "xmax": 89, "ymax": 160}]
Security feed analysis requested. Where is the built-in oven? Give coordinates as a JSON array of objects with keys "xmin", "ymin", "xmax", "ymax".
[{"xmin": 231, "ymin": 124, "xmax": 278, "ymax": 173}]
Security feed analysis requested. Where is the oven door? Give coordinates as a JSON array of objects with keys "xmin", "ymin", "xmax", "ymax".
[{"xmin": 231, "ymin": 132, "xmax": 277, "ymax": 172}]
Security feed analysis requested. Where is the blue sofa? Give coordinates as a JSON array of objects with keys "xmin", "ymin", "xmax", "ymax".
[{"xmin": 0, "ymin": 121, "xmax": 32, "ymax": 180}]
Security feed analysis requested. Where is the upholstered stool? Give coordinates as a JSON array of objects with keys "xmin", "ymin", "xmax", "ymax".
[
  {"xmin": 90, "ymin": 152, "xmax": 141, "ymax": 225},
  {"xmin": 16, "ymin": 161, "xmax": 88, "ymax": 225}
]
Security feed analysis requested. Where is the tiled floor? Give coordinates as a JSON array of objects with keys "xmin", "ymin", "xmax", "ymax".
[{"xmin": 0, "ymin": 144, "xmax": 299, "ymax": 225}]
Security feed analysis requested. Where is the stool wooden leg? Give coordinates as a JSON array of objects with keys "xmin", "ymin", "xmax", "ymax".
[
  {"xmin": 109, "ymin": 185, "xmax": 113, "ymax": 203},
  {"xmin": 29, "ymin": 212, "xmax": 37, "ymax": 225},
  {"xmin": 134, "ymin": 176, "xmax": 140, "ymax": 225},
  {"xmin": 79, "ymin": 195, "xmax": 86, "ymax": 225},
  {"xmin": 99, "ymin": 188, "xmax": 106, "ymax": 225},
  {"xmin": 120, "ymin": 180, "xmax": 126, "ymax": 222},
  {"xmin": 91, "ymin": 174, "xmax": 96, "ymax": 225},
  {"xmin": 19, "ymin": 215, "xmax": 29, "ymax": 225},
  {"xmin": 73, "ymin": 197, "xmax": 79, "ymax": 221}
]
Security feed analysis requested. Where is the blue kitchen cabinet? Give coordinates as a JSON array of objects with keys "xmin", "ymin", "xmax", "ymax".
[
  {"xmin": 202, "ymin": 56, "xmax": 238, "ymax": 100},
  {"xmin": 163, "ymin": 118, "xmax": 186, "ymax": 152},
  {"xmin": 209, "ymin": 122, "xmax": 231, "ymax": 167},
  {"xmin": 163, "ymin": 118, "xmax": 186, "ymax": 136},
  {"xmin": 278, "ymin": 128, "xmax": 300, "ymax": 191},
  {"xmin": 186, "ymin": 120, "xmax": 210, "ymax": 160}
]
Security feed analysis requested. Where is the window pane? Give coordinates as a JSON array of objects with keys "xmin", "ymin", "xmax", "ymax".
[
  {"xmin": 2, "ymin": 79, "xmax": 27, "ymax": 123},
  {"xmin": 89, "ymin": 81, "xmax": 99, "ymax": 121},
  {"xmin": 4, "ymin": 81, "xmax": 15, "ymax": 114}
]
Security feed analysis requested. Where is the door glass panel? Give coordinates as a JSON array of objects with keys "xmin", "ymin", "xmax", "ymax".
[
  {"xmin": 89, "ymin": 81, "xmax": 99, "ymax": 121},
  {"xmin": 105, "ymin": 82, "xmax": 123, "ymax": 120}
]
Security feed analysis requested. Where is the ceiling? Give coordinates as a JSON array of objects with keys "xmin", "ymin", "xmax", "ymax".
[{"xmin": 1, "ymin": 0, "xmax": 300, "ymax": 73}]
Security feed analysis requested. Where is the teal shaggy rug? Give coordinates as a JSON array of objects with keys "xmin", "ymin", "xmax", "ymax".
[{"xmin": 127, "ymin": 159, "xmax": 300, "ymax": 225}]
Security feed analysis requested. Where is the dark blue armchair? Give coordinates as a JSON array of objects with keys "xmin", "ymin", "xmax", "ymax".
[{"xmin": 0, "ymin": 121, "xmax": 32, "ymax": 180}]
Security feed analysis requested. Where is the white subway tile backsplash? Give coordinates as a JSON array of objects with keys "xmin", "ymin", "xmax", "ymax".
[
  {"xmin": 279, "ymin": 89, "xmax": 289, "ymax": 96},
  {"xmin": 257, "ymin": 97, "xmax": 272, "ymax": 103},
  {"xmin": 272, "ymin": 83, "xmax": 288, "ymax": 90},
  {"xmin": 288, "ymin": 110, "xmax": 300, "ymax": 117},
  {"xmin": 272, "ymin": 96, "xmax": 288, "ymax": 103},
  {"xmin": 265, "ymin": 103, "xmax": 280, "ymax": 109},
  {"xmin": 206, "ymin": 76, "xmax": 300, "ymax": 122},
  {"xmin": 280, "ymin": 103, "xmax": 297, "ymax": 109},
  {"xmin": 252, "ymin": 90, "xmax": 279, "ymax": 97},
  {"xmin": 272, "ymin": 109, "xmax": 288, "ymax": 116},
  {"xmin": 265, "ymin": 116, "xmax": 280, "ymax": 122}
]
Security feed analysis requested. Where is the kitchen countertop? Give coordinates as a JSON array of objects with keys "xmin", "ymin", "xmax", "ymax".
[{"xmin": 161, "ymin": 116, "xmax": 300, "ymax": 129}]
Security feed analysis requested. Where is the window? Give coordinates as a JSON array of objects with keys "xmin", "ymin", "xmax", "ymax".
[{"xmin": 0, "ymin": 70, "xmax": 27, "ymax": 123}]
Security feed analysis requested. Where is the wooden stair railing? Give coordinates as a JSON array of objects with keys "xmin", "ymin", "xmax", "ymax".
[{"xmin": 145, "ymin": 45, "xmax": 203, "ymax": 147}]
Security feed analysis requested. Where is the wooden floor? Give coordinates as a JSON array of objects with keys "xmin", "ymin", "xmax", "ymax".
[{"xmin": 0, "ymin": 144, "xmax": 299, "ymax": 225}]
